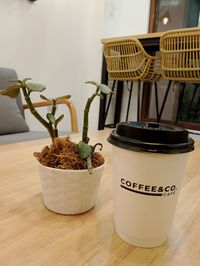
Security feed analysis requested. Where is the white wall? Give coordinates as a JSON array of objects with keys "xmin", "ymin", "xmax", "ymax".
[
  {"xmin": 104, "ymin": 0, "xmax": 150, "ymax": 37},
  {"xmin": 0, "ymin": 0, "xmax": 105, "ymax": 132},
  {"xmin": 103, "ymin": 0, "xmax": 151, "ymax": 122},
  {"xmin": 0, "ymin": 0, "xmax": 151, "ymax": 132}
]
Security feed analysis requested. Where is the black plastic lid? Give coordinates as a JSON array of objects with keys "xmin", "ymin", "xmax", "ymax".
[{"xmin": 108, "ymin": 121, "xmax": 194, "ymax": 154}]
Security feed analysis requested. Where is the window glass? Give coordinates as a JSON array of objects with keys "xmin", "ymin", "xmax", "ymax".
[{"xmin": 155, "ymin": 0, "xmax": 200, "ymax": 31}]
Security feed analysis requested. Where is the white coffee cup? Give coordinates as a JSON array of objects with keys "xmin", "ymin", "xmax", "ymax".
[{"xmin": 108, "ymin": 122, "xmax": 194, "ymax": 248}]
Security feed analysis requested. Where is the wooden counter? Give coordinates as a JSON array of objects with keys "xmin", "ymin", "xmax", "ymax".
[{"xmin": 101, "ymin": 31, "xmax": 163, "ymax": 44}]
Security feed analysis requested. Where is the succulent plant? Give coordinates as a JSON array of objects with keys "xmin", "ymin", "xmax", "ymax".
[
  {"xmin": 78, "ymin": 81, "xmax": 111, "ymax": 172},
  {"xmin": 0, "ymin": 78, "xmax": 70, "ymax": 141},
  {"xmin": 0, "ymin": 79, "xmax": 111, "ymax": 172}
]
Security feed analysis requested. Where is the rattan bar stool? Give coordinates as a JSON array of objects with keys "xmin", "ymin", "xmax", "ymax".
[
  {"xmin": 160, "ymin": 27, "xmax": 200, "ymax": 123},
  {"xmin": 103, "ymin": 38, "xmax": 163, "ymax": 124}
]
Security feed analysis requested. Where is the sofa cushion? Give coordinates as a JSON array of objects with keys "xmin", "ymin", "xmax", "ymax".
[
  {"xmin": 0, "ymin": 67, "xmax": 24, "ymax": 117},
  {"xmin": 0, "ymin": 95, "xmax": 29, "ymax": 135},
  {"xmin": 0, "ymin": 131, "xmax": 69, "ymax": 144}
]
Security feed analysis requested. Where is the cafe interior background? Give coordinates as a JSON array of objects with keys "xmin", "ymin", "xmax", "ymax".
[
  {"xmin": 149, "ymin": 0, "xmax": 200, "ymax": 130},
  {"xmin": 0, "ymin": 0, "xmax": 200, "ymax": 133}
]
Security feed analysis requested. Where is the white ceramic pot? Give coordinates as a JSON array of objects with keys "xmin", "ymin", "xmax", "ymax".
[{"xmin": 37, "ymin": 162, "xmax": 105, "ymax": 215}]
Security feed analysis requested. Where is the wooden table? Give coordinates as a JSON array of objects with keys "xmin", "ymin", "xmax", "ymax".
[
  {"xmin": 98, "ymin": 32, "xmax": 164, "ymax": 130},
  {"xmin": 101, "ymin": 32, "xmax": 163, "ymax": 50},
  {"xmin": 0, "ymin": 130, "xmax": 200, "ymax": 265}
]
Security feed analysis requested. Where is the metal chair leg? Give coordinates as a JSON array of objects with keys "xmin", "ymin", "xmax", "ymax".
[
  {"xmin": 194, "ymin": 85, "xmax": 200, "ymax": 113},
  {"xmin": 154, "ymin": 82, "xmax": 159, "ymax": 122},
  {"xmin": 126, "ymin": 82, "xmax": 133, "ymax": 121},
  {"xmin": 137, "ymin": 80, "xmax": 141, "ymax": 121},
  {"xmin": 158, "ymin": 80, "xmax": 172, "ymax": 123},
  {"xmin": 103, "ymin": 80, "xmax": 116, "ymax": 126},
  {"xmin": 175, "ymin": 83, "xmax": 186, "ymax": 124},
  {"xmin": 189, "ymin": 84, "xmax": 198, "ymax": 111}
]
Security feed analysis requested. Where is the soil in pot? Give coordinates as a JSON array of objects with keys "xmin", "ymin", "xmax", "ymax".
[{"xmin": 34, "ymin": 137, "xmax": 105, "ymax": 169}]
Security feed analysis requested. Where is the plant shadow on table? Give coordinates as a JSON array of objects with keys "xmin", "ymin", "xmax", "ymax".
[
  {"xmin": 14, "ymin": 193, "xmax": 52, "ymax": 220},
  {"xmin": 18, "ymin": 191, "xmax": 103, "ymax": 220}
]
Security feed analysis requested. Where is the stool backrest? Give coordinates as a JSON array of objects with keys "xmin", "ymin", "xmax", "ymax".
[
  {"xmin": 103, "ymin": 38, "xmax": 150, "ymax": 81},
  {"xmin": 160, "ymin": 27, "xmax": 200, "ymax": 82}
]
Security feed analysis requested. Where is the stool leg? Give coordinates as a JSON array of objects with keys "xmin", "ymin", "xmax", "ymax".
[
  {"xmin": 158, "ymin": 80, "xmax": 172, "ymax": 123},
  {"xmin": 189, "ymin": 84, "xmax": 198, "ymax": 111},
  {"xmin": 154, "ymin": 82, "xmax": 159, "ymax": 122},
  {"xmin": 126, "ymin": 81, "xmax": 133, "ymax": 121},
  {"xmin": 103, "ymin": 80, "xmax": 116, "ymax": 126},
  {"xmin": 194, "ymin": 85, "xmax": 200, "ymax": 113},
  {"xmin": 175, "ymin": 83, "xmax": 186, "ymax": 124},
  {"xmin": 194, "ymin": 91, "xmax": 200, "ymax": 120},
  {"xmin": 137, "ymin": 80, "xmax": 141, "ymax": 121}
]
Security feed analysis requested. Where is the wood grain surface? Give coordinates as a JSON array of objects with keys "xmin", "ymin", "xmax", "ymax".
[
  {"xmin": 0, "ymin": 129, "xmax": 199, "ymax": 266},
  {"xmin": 101, "ymin": 32, "xmax": 163, "ymax": 44}
]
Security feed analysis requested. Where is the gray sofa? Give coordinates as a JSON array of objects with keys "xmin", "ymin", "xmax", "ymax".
[{"xmin": 0, "ymin": 68, "xmax": 77, "ymax": 144}]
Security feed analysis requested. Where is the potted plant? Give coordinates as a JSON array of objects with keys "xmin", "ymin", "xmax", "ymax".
[{"xmin": 0, "ymin": 78, "xmax": 111, "ymax": 214}]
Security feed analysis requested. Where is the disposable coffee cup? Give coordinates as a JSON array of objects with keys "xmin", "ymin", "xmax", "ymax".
[{"xmin": 108, "ymin": 121, "xmax": 194, "ymax": 248}]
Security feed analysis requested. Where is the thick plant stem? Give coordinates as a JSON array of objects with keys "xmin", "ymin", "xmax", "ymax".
[
  {"xmin": 23, "ymin": 88, "xmax": 55, "ymax": 142},
  {"xmin": 82, "ymin": 87, "xmax": 99, "ymax": 143},
  {"xmin": 54, "ymin": 128, "xmax": 58, "ymax": 137}
]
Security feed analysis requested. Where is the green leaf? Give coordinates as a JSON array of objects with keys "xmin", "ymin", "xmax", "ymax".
[
  {"xmin": 26, "ymin": 83, "xmax": 46, "ymax": 93},
  {"xmin": 85, "ymin": 81, "xmax": 99, "ymax": 87},
  {"xmin": 46, "ymin": 113, "xmax": 56, "ymax": 125},
  {"xmin": 78, "ymin": 141, "xmax": 92, "ymax": 159},
  {"xmin": 0, "ymin": 85, "xmax": 21, "ymax": 98},
  {"xmin": 99, "ymin": 84, "xmax": 111, "ymax": 95},
  {"xmin": 55, "ymin": 114, "xmax": 64, "ymax": 126},
  {"xmin": 22, "ymin": 78, "xmax": 32, "ymax": 83},
  {"xmin": 40, "ymin": 95, "xmax": 51, "ymax": 102},
  {"xmin": 55, "ymin": 95, "xmax": 71, "ymax": 101}
]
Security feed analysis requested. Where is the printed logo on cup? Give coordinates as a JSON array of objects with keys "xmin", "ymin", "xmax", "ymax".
[{"xmin": 121, "ymin": 178, "xmax": 178, "ymax": 197}]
